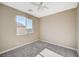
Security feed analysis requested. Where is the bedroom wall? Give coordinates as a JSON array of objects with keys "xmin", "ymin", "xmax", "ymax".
[
  {"xmin": 40, "ymin": 8, "xmax": 77, "ymax": 49},
  {"xmin": 0, "ymin": 4, "xmax": 40, "ymax": 52},
  {"xmin": 76, "ymin": 4, "xmax": 79, "ymax": 55}
]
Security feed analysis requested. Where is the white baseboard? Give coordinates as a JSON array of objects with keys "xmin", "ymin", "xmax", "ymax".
[
  {"xmin": 0, "ymin": 39, "xmax": 77, "ymax": 55},
  {"xmin": 40, "ymin": 40, "xmax": 77, "ymax": 51},
  {"xmin": 0, "ymin": 40, "xmax": 38, "ymax": 55}
]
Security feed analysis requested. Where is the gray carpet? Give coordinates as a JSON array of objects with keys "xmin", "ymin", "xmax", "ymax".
[{"xmin": 0, "ymin": 41, "xmax": 78, "ymax": 57}]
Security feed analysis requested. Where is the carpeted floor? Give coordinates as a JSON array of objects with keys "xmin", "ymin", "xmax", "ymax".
[
  {"xmin": 36, "ymin": 48, "xmax": 63, "ymax": 57},
  {"xmin": 0, "ymin": 41, "xmax": 78, "ymax": 57}
]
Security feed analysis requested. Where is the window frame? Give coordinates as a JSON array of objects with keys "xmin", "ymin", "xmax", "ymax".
[{"xmin": 15, "ymin": 15, "xmax": 33, "ymax": 35}]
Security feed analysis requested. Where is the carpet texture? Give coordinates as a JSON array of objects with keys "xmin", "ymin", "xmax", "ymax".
[{"xmin": 0, "ymin": 41, "xmax": 78, "ymax": 57}]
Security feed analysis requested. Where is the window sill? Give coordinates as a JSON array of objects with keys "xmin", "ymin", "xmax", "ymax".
[{"xmin": 16, "ymin": 32, "xmax": 34, "ymax": 36}]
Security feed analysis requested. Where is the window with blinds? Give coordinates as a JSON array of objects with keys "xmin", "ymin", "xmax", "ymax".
[{"xmin": 16, "ymin": 16, "xmax": 33, "ymax": 35}]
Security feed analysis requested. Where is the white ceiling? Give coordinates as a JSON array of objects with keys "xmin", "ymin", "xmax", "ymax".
[{"xmin": 1, "ymin": 2, "xmax": 78, "ymax": 18}]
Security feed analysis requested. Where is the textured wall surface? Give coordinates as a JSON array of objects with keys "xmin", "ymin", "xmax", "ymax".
[
  {"xmin": 40, "ymin": 8, "xmax": 77, "ymax": 49},
  {"xmin": 0, "ymin": 4, "xmax": 40, "ymax": 52}
]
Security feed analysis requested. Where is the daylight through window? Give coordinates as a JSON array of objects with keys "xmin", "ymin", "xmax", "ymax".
[{"xmin": 16, "ymin": 16, "xmax": 33, "ymax": 35}]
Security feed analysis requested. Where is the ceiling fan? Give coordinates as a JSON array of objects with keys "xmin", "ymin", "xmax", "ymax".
[{"xmin": 30, "ymin": 2, "xmax": 48, "ymax": 11}]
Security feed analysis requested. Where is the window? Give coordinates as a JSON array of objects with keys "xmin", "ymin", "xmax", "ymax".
[
  {"xmin": 27, "ymin": 19, "xmax": 33, "ymax": 33},
  {"xmin": 16, "ymin": 16, "xmax": 33, "ymax": 35}
]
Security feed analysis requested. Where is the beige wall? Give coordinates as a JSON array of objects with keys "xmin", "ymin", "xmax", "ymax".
[
  {"xmin": 76, "ymin": 4, "xmax": 79, "ymax": 55},
  {"xmin": 0, "ymin": 3, "xmax": 78, "ymax": 53},
  {"xmin": 40, "ymin": 8, "xmax": 77, "ymax": 49},
  {"xmin": 0, "ymin": 4, "xmax": 40, "ymax": 52}
]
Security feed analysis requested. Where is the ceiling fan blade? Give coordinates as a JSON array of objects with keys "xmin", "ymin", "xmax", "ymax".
[
  {"xmin": 37, "ymin": 2, "xmax": 43, "ymax": 10},
  {"xmin": 40, "ymin": 2, "xmax": 43, "ymax": 5},
  {"xmin": 30, "ymin": 2, "xmax": 48, "ymax": 11}
]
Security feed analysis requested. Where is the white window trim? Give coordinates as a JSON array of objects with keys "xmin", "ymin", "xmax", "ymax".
[{"xmin": 16, "ymin": 15, "xmax": 33, "ymax": 35}]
